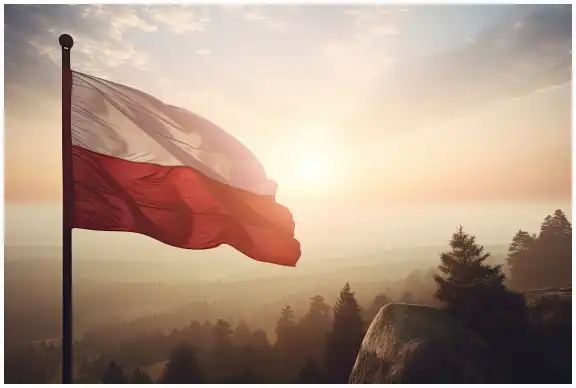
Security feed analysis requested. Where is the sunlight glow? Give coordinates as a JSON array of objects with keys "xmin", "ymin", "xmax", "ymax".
[{"xmin": 297, "ymin": 154, "xmax": 332, "ymax": 186}]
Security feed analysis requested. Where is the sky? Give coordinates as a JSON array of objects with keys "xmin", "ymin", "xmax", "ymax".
[{"xmin": 4, "ymin": 4, "xmax": 573, "ymax": 261}]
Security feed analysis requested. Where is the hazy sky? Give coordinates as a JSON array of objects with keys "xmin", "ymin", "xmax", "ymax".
[{"xmin": 4, "ymin": 4, "xmax": 572, "ymax": 259}]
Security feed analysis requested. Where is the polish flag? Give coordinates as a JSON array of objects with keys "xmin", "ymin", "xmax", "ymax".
[{"xmin": 69, "ymin": 71, "xmax": 301, "ymax": 266}]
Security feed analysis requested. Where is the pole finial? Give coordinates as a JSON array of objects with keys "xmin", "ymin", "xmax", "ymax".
[{"xmin": 59, "ymin": 34, "xmax": 74, "ymax": 50}]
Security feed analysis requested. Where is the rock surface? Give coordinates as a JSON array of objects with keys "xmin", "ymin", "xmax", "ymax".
[{"xmin": 349, "ymin": 303, "xmax": 501, "ymax": 384}]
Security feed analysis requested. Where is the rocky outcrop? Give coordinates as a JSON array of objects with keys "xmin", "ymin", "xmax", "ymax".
[{"xmin": 349, "ymin": 303, "xmax": 501, "ymax": 384}]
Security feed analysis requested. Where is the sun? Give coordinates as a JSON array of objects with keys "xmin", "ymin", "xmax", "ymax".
[
  {"xmin": 267, "ymin": 124, "xmax": 344, "ymax": 196},
  {"xmin": 297, "ymin": 154, "xmax": 332, "ymax": 188}
]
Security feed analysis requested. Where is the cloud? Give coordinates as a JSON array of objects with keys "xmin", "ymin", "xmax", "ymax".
[
  {"xmin": 316, "ymin": 5, "xmax": 402, "ymax": 93},
  {"xmin": 243, "ymin": 10, "xmax": 268, "ymax": 22},
  {"xmin": 343, "ymin": 5, "xmax": 406, "ymax": 43},
  {"xmin": 220, "ymin": 4, "xmax": 246, "ymax": 12},
  {"xmin": 148, "ymin": 5, "xmax": 211, "ymax": 34},
  {"xmin": 369, "ymin": 24, "xmax": 399, "ymax": 36},
  {"xmin": 241, "ymin": 8, "xmax": 287, "ymax": 31},
  {"xmin": 195, "ymin": 49, "xmax": 211, "ymax": 57},
  {"xmin": 7, "ymin": 5, "xmax": 156, "ymax": 77},
  {"xmin": 82, "ymin": 4, "xmax": 157, "ymax": 39},
  {"xmin": 354, "ymin": 5, "xmax": 572, "ymax": 137}
]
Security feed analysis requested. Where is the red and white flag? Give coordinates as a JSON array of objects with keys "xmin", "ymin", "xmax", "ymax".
[{"xmin": 70, "ymin": 71, "xmax": 301, "ymax": 266}]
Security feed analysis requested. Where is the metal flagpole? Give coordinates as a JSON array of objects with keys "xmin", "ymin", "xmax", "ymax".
[{"xmin": 59, "ymin": 33, "xmax": 74, "ymax": 384}]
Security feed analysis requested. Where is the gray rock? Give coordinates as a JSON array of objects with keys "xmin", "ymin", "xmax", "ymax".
[{"xmin": 349, "ymin": 303, "xmax": 501, "ymax": 384}]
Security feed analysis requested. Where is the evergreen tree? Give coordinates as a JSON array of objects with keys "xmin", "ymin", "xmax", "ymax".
[
  {"xmin": 295, "ymin": 357, "xmax": 324, "ymax": 384},
  {"xmin": 364, "ymin": 293, "xmax": 392, "ymax": 323},
  {"xmin": 538, "ymin": 210, "xmax": 572, "ymax": 288},
  {"xmin": 160, "ymin": 343, "xmax": 205, "ymax": 384},
  {"xmin": 434, "ymin": 226, "xmax": 525, "ymax": 327},
  {"xmin": 552, "ymin": 209, "xmax": 572, "ymax": 236},
  {"xmin": 325, "ymin": 282, "xmax": 365, "ymax": 383},
  {"xmin": 275, "ymin": 305, "xmax": 302, "ymax": 381},
  {"xmin": 276, "ymin": 305, "xmax": 295, "ymax": 336},
  {"xmin": 508, "ymin": 210, "xmax": 572, "ymax": 290},
  {"xmin": 307, "ymin": 295, "xmax": 330, "ymax": 318},
  {"xmin": 507, "ymin": 230, "xmax": 537, "ymax": 289},
  {"xmin": 101, "ymin": 361, "xmax": 127, "ymax": 384},
  {"xmin": 404, "ymin": 269, "xmax": 425, "ymax": 295},
  {"xmin": 539, "ymin": 210, "xmax": 571, "ymax": 240},
  {"xmin": 299, "ymin": 295, "xmax": 331, "ymax": 367},
  {"xmin": 250, "ymin": 330, "xmax": 271, "ymax": 348},
  {"xmin": 130, "ymin": 367, "xmax": 152, "ymax": 384},
  {"xmin": 200, "ymin": 321, "xmax": 214, "ymax": 349},
  {"xmin": 209, "ymin": 319, "xmax": 235, "ymax": 382},
  {"xmin": 225, "ymin": 367, "xmax": 260, "ymax": 384},
  {"xmin": 212, "ymin": 319, "xmax": 233, "ymax": 350},
  {"xmin": 434, "ymin": 226, "xmax": 528, "ymax": 382},
  {"xmin": 508, "ymin": 230, "xmax": 536, "ymax": 258},
  {"xmin": 232, "ymin": 320, "xmax": 252, "ymax": 347},
  {"xmin": 248, "ymin": 330, "xmax": 275, "ymax": 383}
]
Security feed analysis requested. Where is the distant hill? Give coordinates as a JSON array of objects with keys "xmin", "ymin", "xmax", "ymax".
[{"xmin": 4, "ymin": 243, "xmax": 510, "ymax": 347}]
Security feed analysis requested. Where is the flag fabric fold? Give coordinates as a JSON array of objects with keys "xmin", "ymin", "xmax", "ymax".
[{"xmin": 71, "ymin": 71, "xmax": 301, "ymax": 266}]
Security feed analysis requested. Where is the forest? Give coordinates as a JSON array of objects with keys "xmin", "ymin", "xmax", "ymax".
[{"xmin": 4, "ymin": 209, "xmax": 572, "ymax": 384}]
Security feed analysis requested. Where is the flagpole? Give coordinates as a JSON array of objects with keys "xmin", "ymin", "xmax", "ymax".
[{"xmin": 59, "ymin": 33, "xmax": 74, "ymax": 385}]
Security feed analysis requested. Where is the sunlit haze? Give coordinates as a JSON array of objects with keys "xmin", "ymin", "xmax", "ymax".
[
  {"xmin": 4, "ymin": 6, "xmax": 573, "ymax": 384},
  {"xmin": 5, "ymin": 4, "xmax": 572, "ymax": 265}
]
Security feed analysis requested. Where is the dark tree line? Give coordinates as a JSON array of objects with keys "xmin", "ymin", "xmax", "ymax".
[
  {"xmin": 507, "ymin": 209, "xmax": 572, "ymax": 291},
  {"xmin": 97, "ymin": 287, "xmax": 365, "ymax": 384},
  {"xmin": 434, "ymin": 216, "xmax": 571, "ymax": 383}
]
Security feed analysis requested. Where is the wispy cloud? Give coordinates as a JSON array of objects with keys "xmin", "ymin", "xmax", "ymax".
[
  {"xmin": 220, "ymin": 4, "xmax": 246, "ymax": 12},
  {"xmin": 242, "ymin": 8, "xmax": 287, "ymax": 31},
  {"xmin": 82, "ymin": 4, "xmax": 157, "ymax": 39},
  {"xmin": 316, "ymin": 5, "xmax": 403, "ymax": 92},
  {"xmin": 343, "ymin": 5, "xmax": 406, "ymax": 41},
  {"xmin": 18, "ymin": 5, "xmax": 155, "ymax": 74},
  {"xmin": 195, "ymin": 49, "xmax": 211, "ymax": 57},
  {"xmin": 355, "ymin": 5, "xmax": 572, "ymax": 137},
  {"xmin": 148, "ymin": 5, "xmax": 211, "ymax": 34}
]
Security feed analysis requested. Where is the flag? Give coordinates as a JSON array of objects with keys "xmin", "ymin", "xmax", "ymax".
[{"xmin": 70, "ymin": 71, "xmax": 301, "ymax": 266}]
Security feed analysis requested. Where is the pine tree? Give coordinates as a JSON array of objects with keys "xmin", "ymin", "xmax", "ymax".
[
  {"xmin": 541, "ymin": 209, "xmax": 572, "ymax": 288},
  {"xmin": 160, "ymin": 343, "xmax": 205, "ymax": 384},
  {"xmin": 434, "ymin": 226, "xmax": 506, "ymax": 316},
  {"xmin": 212, "ymin": 319, "xmax": 233, "ymax": 350},
  {"xmin": 434, "ymin": 226, "xmax": 527, "ymax": 381},
  {"xmin": 295, "ymin": 357, "xmax": 324, "ymax": 384},
  {"xmin": 510, "ymin": 210, "xmax": 572, "ymax": 290},
  {"xmin": 275, "ymin": 305, "xmax": 301, "ymax": 381},
  {"xmin": 539, "ymin": 209, "xmax": 572, "ymax": 240},
  {"xmin": 507, "ymin": 230, "xmax": 537, "ymax": 289},
  {"xmin": 299, "ymin": 295, "xmax": 331, "ymax": 368},
  {"xmin": 308, "ymin": 295, "xmax": 330, "ymax": 318},
  {"xmin": 508, "ymin": 230, "xmax": 536, "ymax": 257},
  {"xmin": 325, "ymin": 282, "xmax": 365, "ymax": 383},
  {"xmin": 250, "ymin": 330, "xmax": 271, "ymax": 348},
  {"xmin": 232, "ymin": 320, "xmax": 252, "ymax": 347},
  {"xmin": 277, "ymin": 305, "xmax": 295, "ymax": 333},
  {"xmin": 552, "ymin": 209, "xmax": 572, "ymax": 236},
  {"xmin": 101, "ymin": 361, "xmax": 127, "ymax": 384},
  {"xmin": 210, "ymin": 319, "xmax": 235, "ymax": 382},
  {"xmin": 248, "ymin": 330, "xmax": 275, "ymax": 383},
  {"xmin": 130, "ymin": 367, "xmax": 152, "ymax": 384},
  {"xmin": 364, "ymin": 293, "xmax": 392, "ymax": 323},
  {"xmin": 275, "ymin": 305, "xmax": 296, "ymax": 350}
]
